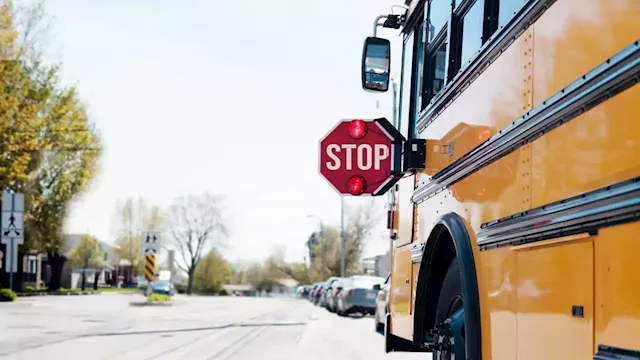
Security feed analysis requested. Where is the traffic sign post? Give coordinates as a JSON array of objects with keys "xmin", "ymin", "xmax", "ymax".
[
  {"xmin": 142, "ymin": 231, "xmax": 160, "ymax": 256},
  {"xmin": 141, "ymin": 231, "xmax": 160, "ymax": 299},
  {"xmin": 1, "ymin": 191, "xmax": 24, "ymax": 291},
  {"xmin": 319, "ymin": 118, "xmax": 404, "ymax": 196}
]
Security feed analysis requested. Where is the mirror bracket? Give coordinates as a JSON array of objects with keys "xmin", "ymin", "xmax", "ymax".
[{"xmin": 373, "ymin": 13, "xmax": 406, "ymax": 36}]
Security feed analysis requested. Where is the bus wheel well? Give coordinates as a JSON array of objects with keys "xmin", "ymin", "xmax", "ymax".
[
  {"xmin": 412, "ymin": 213, "xmax": 481, "ymax": 359},
  {"xmin": 413, "ymin": 223, "xmax": 457, "ymax": 343}
]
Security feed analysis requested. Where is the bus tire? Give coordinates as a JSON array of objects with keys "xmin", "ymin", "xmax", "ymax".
[{"xmin": 434, "ymin": 257, "xmax": 465, "ymax": 359}]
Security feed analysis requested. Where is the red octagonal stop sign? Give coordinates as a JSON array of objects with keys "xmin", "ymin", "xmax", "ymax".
[{"xmin": 319, "ymin": 118, "xmax": 404, "ymax": 196}]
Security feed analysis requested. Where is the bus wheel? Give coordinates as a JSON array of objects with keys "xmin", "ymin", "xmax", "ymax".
[{"xmin": 433, "ymin": 258, "xmax": 466, "ymax": 359}]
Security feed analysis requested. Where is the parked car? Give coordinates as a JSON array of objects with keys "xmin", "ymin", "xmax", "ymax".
[
  {"xmin": 335, "ymin": 275, "xmax": 385, "ymax": 316},
  {"xmin": 311, "ymin": 283, "xmax": 324, "ymax": 305},
  {"xmin": 148, "ymin": 281, "xmax": 176, "ymax": 296},
  {"xmin": 319, "ymin": 277, "xmax": 340, "ymax": 308},
  {"xmin": 308, "ymin": 283, "xmax": 319, "ymax": 302},
  {"xmin": 325, "ymin": 277, "xmax": 347, "ymax": 312},
  {"xmin": 373, "ymin": 274, "xmax": 390, "ymax": 331}
]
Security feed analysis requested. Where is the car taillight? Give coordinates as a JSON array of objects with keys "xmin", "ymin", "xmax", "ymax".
[{"xmin": 348, "ymin": 289, "xmax": 354, "ymax": 297}]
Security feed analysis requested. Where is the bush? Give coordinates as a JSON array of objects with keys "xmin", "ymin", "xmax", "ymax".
[
  {"xmin": 24, "ymin": 286, "xmax": 48, "ymax": 293},
  {"xmin": 0, "ymin": 288, "xmax": 17, "ymax": 302},
  {"xmin": 148, "ymin": 293, "xmax": 171, "ymax": 303}
]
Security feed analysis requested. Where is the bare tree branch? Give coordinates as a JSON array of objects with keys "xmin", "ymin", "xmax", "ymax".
[{"xmin": 166, "ymin": 193, "xmax": 228, "ymax": 294}]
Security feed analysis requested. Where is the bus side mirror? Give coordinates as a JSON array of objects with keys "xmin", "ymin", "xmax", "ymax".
[
  {"xmin": 362, "ymin": 37, "xmax": 390, "ymax": 92},
  {"xmin": 373, "ymin": 284, "xmax": 381, "ymax": 291}
]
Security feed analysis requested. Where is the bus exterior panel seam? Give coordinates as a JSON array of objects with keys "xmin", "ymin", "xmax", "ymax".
[
  {"xmin": 410, "ymin": 242, "xmax": 424, "ymax": 264},
  {"xmin": 411, "ymin": 40, "xmax": 640, "ymax": 205},
  {"xmin": 593, "ymin": 344, "xmax": 640, "ymax": 360},
  {"xmin": 477, "ymin": 177, "xmax": 640, "ymax": 251},
  {"xmin": 415, "ymin": 0, "xmax": 557, "ymax": 133}
]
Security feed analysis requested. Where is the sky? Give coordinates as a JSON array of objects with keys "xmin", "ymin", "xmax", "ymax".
[{"xmin": 23, "ymin": 0, "xmax": 406, "ymax": 263}]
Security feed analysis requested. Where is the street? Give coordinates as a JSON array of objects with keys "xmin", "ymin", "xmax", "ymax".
[{"xmin": 0, "ymin": 294, "xmax": 429, "ymax": 360}]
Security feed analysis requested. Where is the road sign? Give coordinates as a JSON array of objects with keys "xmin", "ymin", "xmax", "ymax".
[
  {"xmin": 2, "ymin": 212, "xmax": 23, "ymax": 238},
  {"xmin": 142, "ymin": 231, "xmax": 160, "ymax": 255},
  {"xmin": 319, "ymin": 118, "xmax": 404, "ymax": 196},
  {"xmin": 1, "ymin": 192, "xmax": 24, "ymax": 282},
  {"xmin": 144, "ymin": 254, "xmax": 155, "ymax": 282}
]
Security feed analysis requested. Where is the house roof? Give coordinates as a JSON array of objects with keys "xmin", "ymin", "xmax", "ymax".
[
  {"xmin": 275, "ymin": 278, "xmax": 299, "ymax": 288},
  {"xmin": 223, "ymin": 284, "xmax": 255, "ymax": 292}
]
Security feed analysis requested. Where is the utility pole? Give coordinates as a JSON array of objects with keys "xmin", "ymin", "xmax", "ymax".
[
  {"xmin": 320, "ymin": 220, "xmax": 325, "ymax": 281},
  {"xmin": 340, "ymin": 197, "xmax": 345, "ymax": 277}
]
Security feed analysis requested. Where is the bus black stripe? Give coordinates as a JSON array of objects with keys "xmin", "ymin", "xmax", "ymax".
[{"xmin": 478, "ymin": 177, "xmax": 640, "ymax": 250}]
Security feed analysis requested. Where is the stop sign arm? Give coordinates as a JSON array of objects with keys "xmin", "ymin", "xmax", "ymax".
[{"xmin": 374, "ymin": 117, "xmax": 405, "ymax": 177}]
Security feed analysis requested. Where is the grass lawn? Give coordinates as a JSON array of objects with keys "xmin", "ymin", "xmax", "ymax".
[{"xmin": 98, "ymin": 287, "xmax": 140, "ymax": 293}]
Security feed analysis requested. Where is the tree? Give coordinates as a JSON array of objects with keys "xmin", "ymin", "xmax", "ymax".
[
  {"xmin": 0, "ymin": 1, "xmax": 102, "ymax": 290},
  {"xmin": 305, "ymin": 200, "xmax": 380, "ymax": 280},
  {"xmin": 193, "ymin": 249, "xmax": 231, "ymax": 293},
  {"xmin": 111, "ymin": 197, "xmax": 163, "ymax": 283},
  {"xmin": 29, "ymin": 87, "xmax": 102, "ymax": 290},
  {"xmin": 69, "ymin": 235, "xmax": 103, "ymax": 291},
  {"xmin": 290, "ymin": 262, "xmax": 310, "ymax": 285},
  {"xmin": 243, "ymin": 247, "xmax": 291, "ymax": 295},
  {"xmin": 166, "ymin": 193, "xmax": 227, "ymax": 294}
]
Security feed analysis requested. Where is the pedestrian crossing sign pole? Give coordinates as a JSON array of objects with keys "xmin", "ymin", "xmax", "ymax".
[
  {"xmin": 1, "ymin": 191, "xmax": 24, "ymax": 291},
  {"xmin": 145, "ymin": 253, "xmax": 155, "ymax": 282},
  {"xmin": 142, "ymin": 230, "xmax": 160, "ymax": 299}
]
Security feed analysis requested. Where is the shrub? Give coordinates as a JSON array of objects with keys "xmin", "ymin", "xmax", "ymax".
[
  {"xmin": 148, "ymin": 293, "xmax": 171, "ymax": 303},
  {"xmin": 0, "ymin": 288, "xmax": 17, "ymax": 302},
  {"xmin": 24, "ymin": 286, "xmax": 48, "ymax": 293}
]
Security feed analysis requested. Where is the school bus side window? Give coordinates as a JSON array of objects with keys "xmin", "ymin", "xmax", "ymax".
[
  {"xmin": 422, "ymin": 0, "xmax": 451, "ymax": 108},
  {"xmin": 498, "ymin": 0, "xmax": 527, "ymax": 28}
]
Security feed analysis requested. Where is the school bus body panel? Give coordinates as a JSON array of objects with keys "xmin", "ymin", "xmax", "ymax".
[
  {"xmin": 594, "ymin": 223, "xmax": 640, "ymax": 351},
  {"xmin": 390, "ymin": 177, "xmax": 415, "ymax": 340},
  {"xmin": 387, "ymin": 0, "xmax": 640, "ymax": 358},
  {"xmin": 514, "ymin": 236, "xmax": 595, "ymax": 359},
  {"xmin": 530, "ymin": 0, "xmax": 640, "ymax": 208},
  {"xmin": 390, "ymin": 245, "xmax": 413, "ymax": 340}
]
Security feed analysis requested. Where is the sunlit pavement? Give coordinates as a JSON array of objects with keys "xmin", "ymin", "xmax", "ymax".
[{"xmin": 0, "ymin": 293, "xmax": 429, "ymax": 360}]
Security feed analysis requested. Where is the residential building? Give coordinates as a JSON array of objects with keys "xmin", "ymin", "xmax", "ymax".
[
  {"xmin": 41, "ymin": 234, "xmax": 121, "ymax": 289},
  {"xmin": 360, "ymin": 250, "xmax": 391, "ymax": 278}
]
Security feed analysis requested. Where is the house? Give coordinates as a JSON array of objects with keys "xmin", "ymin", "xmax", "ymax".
[
  {"xmin": 41, "ymin": 234, "xmax": 120, "ymax": 289},
  {"xmin": 361, "ymin": 250, "xmax": 391, "ymax": 277},
  {"xmin": 220, "ymin": 284, "xmax": 256, "ymax": 296},
  {"xmin": 272, "ymin": 277, "xmax": 299, "ymax": 295}
]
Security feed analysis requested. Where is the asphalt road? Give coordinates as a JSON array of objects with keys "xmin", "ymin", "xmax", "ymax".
[{"xmin": 0, "ymin": 293, "xmax": 430, "ymax": 360}]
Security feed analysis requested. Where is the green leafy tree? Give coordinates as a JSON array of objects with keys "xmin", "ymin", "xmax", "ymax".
[
  {"xmin": 244, "ymin": 247, "xmax": 290, "ymax": 294},
  {"xmin": 29, "ymin": 87, "xmax": 102, "ymax": 290},
  {"xmin": 193, "ymin": 249, "xmax": 231, "ymax": 293},
  {"xmin": 290, "ymin": 262, "xmax": 310, "ymax": 285},
  {"xmin": 0, "ymin": 2, "xmax": 102, "ymax": 290},
  {"xmin": 69, "ymin": 235, "xmax": 103, "ymax": 291}
]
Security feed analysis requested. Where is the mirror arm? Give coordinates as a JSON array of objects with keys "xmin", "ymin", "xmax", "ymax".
[{"xmin": 372, "ymin": 15, "xmax": 388, "ymax": 37}]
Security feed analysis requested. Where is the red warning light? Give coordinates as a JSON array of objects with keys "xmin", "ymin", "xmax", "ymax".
[
  {"xmin": 347, "ymin": 175, "xmax": 367, "ymax": 195},
  {"xmin": 348, "ymin": 119, "xmax": 367, "ymax": 139}
]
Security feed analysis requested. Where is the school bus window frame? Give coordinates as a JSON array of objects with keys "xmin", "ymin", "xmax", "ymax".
[{"xmin": 416, "ymin": 0, "xmax": 533, "ymax": 122}]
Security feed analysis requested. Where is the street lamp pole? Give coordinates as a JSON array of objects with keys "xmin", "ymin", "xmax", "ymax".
[
  {"xmin": 340, "ymin": 197, "xmax": 345, "ymax": 278},
  {"xmin": 320, "ymin": 220, "xmax": 325, "ymax": 281}
]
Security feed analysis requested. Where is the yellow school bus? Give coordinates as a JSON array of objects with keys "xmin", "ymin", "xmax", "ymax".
[{"xmin": 360, "ymin": 0, "xmax": 640, "ymax": 358}]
